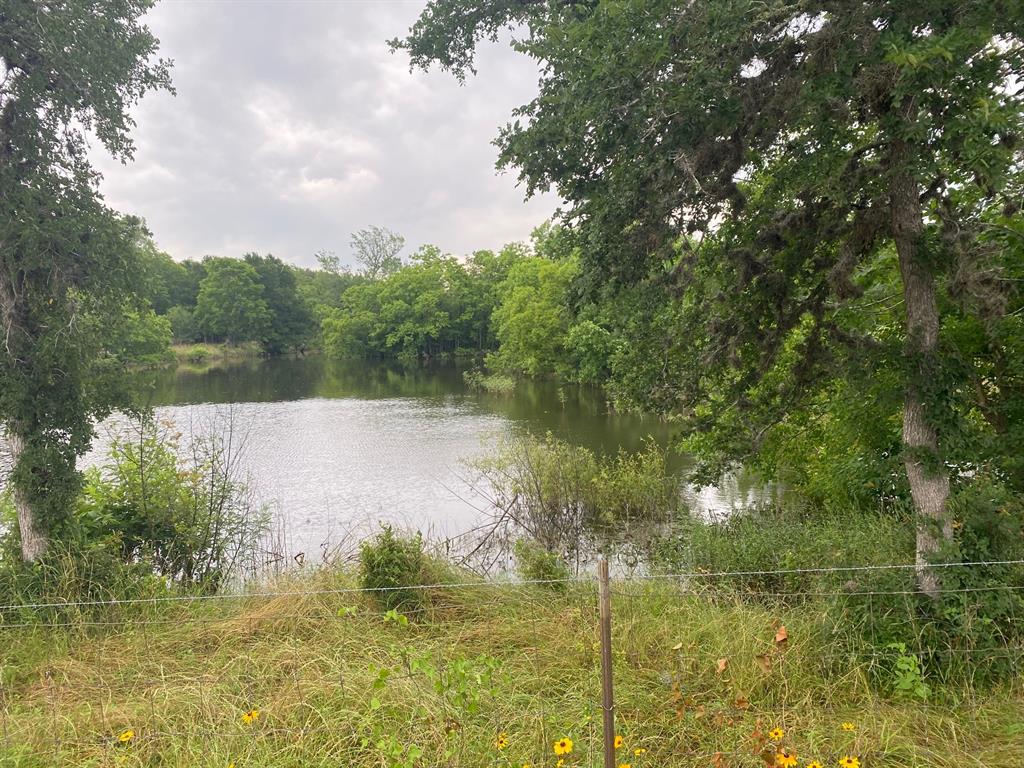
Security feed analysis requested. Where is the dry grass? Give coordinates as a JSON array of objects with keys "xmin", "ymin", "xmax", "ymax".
[{"xmin": 0, "ymin": 571, "xmax": 1021, "ymax": 767}]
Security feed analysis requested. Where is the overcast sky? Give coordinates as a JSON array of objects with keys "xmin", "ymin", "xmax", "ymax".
[{"xmin": 92, "ymin": 0, "xmax": 558, "ymax": 269}]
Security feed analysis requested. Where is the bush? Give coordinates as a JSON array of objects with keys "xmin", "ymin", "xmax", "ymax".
[
  {"xmin": 359, "ymin": 525, "xmax": 428, "ymax": 612},
  {"xmin": 71, "ymin": 416, "xmax": 269, "ymax": 591},
  {"xmin": 513, "ymin": 538, "xmax": 570, "ymax": 591},
  {"xmin": 463, "ymin": 368, "xmax": 516, "ymax": 394}
]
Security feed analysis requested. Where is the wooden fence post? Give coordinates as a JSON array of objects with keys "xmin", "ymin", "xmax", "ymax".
[{"xmin": 598, "ymin": 557, "xmax": 615, "ymax": 768}]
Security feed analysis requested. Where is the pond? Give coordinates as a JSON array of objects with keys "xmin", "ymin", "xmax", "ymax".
[{"xmin": 17, "ymin": 357, "xmax": 784, "ymax": 561}]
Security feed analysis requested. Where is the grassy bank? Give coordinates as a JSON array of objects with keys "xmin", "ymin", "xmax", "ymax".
[
  {"xmin": 171, "ymin": 342, "xmax": 263, "ymax": 368},
  {"xmin": 1, "ymin": 568, "xmax": 1021, "ymax": 767}
]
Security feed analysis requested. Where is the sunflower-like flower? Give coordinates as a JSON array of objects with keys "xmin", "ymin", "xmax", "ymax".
[
  {"xmin": 241, "ymin": 709, "xmax": 260, "ymax": 725},
  {"xmin": 840, "ymin": 722, "xmax": 856, "ymax": 732},
  {"xmin": 553, "ymin": 737, "xmax": 574, "ymax": 756},
  {"xmin": 633, "ymin": 747, "xmax": 647, "ymax": 756},
  {"xmin": 614, "ymin": 735, "xmax": 624, "ymax": 749},
  {"xmin": 117, "ymin": 729, "xmax": 134, "ymax": 744},
  {"xmin": 838, "ymin": 757, "xmax": 861, "ymax": 768},
  {"xmin": 775, "ymin": 749, "xmax": 797, "ymax": 768},
  {"xmin": 807, "ymin": 762, "xmax": 823, "ymax": 768},
  {"xmin": 496, "ymin": 733, "xmax": 509, "ymax": 750},
  {"xmin": 768, "ymin": 727, "xmax": 785, "ymax": 741}
]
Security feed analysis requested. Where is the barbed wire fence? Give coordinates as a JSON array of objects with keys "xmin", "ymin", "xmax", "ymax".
[{"xmin": 0, "ymin": 559, "xmax": 1022, "ymax": 766}]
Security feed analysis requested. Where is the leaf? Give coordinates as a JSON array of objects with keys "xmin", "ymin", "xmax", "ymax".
[
  {"xmin": 755, "ymin": 654, "xmax": 772, "ymax": 674},
  {"xmin": 734, "ymin": 695, "xmax": 750, "ymax": 710},
  {"xmin": 716, "ymin": 657, "xmax": 729, "ymax": 674},
  {"xmin": 712, "ymin": 751, "xmax": 725, "ymax": 768},
  {"xmin": 774, "ymin": 625, "xmax": 789, "ymax": 646},
  {"xmin": 671, "ymin": 641, "xmax": 684, "ymax": 651}
]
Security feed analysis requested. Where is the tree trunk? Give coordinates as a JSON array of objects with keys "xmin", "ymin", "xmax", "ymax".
[
  {"xmin": 6, "ymin": 431, "xmax": 48, "ymax": 562},
  {"xmin": 890, "ymin": 141, "xmax": 951, "ymax": 598}
]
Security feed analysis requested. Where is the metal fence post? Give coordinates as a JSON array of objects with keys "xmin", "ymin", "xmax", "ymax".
[{"xmin": 598, "ymin": 557, "xmax": 615, "ymax": 768}]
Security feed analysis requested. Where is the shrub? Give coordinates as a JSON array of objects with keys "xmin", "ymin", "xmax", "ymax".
[
  {"xmin": 359, "ymin": 525, "xmax": 428, "ymax": 612},
  {"xmin": 513, "ymin": 538, "xmax": 570, "ymax": 591}
]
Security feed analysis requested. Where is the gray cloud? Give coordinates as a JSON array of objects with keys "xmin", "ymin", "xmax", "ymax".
[{"xmin": 92, "ymin": 0, "xmax": 558, "ymax": 268}]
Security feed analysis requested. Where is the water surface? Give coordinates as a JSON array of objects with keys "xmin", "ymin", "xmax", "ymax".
[{"xmin": 42, "ymin": 357, "xmax": 781, "ymax": 559}]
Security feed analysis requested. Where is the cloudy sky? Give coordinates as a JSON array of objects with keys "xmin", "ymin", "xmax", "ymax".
[{"xmin": 93, "ymin": 0, "xmax": 558, "ymax": 269}]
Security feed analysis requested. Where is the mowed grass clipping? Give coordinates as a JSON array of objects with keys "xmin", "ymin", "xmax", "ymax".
[{"xmin": 0, "ymin": 571, "xmax": 1021, "ymax": 768}]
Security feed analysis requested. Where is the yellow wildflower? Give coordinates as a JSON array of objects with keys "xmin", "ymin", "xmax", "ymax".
[
  {"xmin": 807, "ymin": 762, "xmax": 823, "ymax": 768},
  {"xmin": 241, "ymin": 709, "xmax": 260, "ymax": 725},
  {"xmin": 556, "ymin": 761, "xmax": 565, "ymax": 768},
  {"xmin": 633, "ymin": 748, "xmax": 647, "ymax": 756},
  {"xmin": 775, "ymin": 749, "xmax": 798, "ymax": 768},
  {"xmin": 117, "ymin": 729, "xmax": 134, "ymax": 744},
  {"xmin": 553, "ymin": 737, "xmax": 574, "ymax": 756},
  {"xmin": 768, "ymin": 727, "xmax": 785, "ymax": 741},
  {"xmin": 619, "ymin": 764, "xmax": 632, "ymax": 768},
  {"xmin": 840, "ymin": 722, "xmax": 856, "ymax": 732},
  {"xmin": 496, "ymin": 733, "xmax": 509, "ymax": 750},
  {"xmin": 615, "ymin": 735, "xmax": 624, "ymax": 749},
  {"xmin": 838, "ymin": 758, "xmax": 860, "ymax": 768},
  {"xmin": 522, "ymin": 764, "xmax": 531, "ymax": 768}
]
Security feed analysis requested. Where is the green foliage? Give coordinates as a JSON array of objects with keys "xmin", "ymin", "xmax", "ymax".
[
  {"xmin": 167, "ymin": 305, "xmax": 201, "ymax": 344},
  {"xmin": 323, "ymin": 243, "xmax": 529, "ymax": 362},
  {"xmin": 350, "ymin": 225, "xmax": 405, "ymax": 279},
  {"xmin": 474, "ymin": 434, "xmax": 680, "ymax": 567},
  {"xmin": 462, "ymin": 368, "xmax": 515, "ymax": 394},
  {"xmin": 0, "ymin": 1, "xmax": 172, "ymax": 555},
  {"xmin": 489, "ymin": 257, "xmax": 578, "ymax": 376},
  {"xmin": 194, "ymin": 258, "xmax": 273, "ymax": 345},
  {"xmin": 395, "ymin": 0, "xmax": 1024, "ymax": 588},
  {"xmin": 359, "ymin": 525, "xmax": 428, "ymax": 612},
  {"xmin": 243, "ymin": 253, "xmax": 315, "ymax": 354},
  {"xmin": 512, "ymin": 538, "xmax": 569, "ymax": 591},
  {"xmin": 71, "ymin": 417, "xmax": 270, "ymax": 590}
]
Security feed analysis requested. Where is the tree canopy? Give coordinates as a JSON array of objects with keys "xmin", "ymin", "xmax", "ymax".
[{"xmin": 394, "ymin": 0, "xmax": 1024, "ymax": 588}]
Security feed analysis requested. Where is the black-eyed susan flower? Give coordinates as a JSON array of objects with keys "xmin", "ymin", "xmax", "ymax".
[
  {"xmin": 768, "ymin": 727, "xmax": 785, "ymax": 741},
  {"xmin": 775, "ymin": 749, "xmax": 797, "ymax": 768},
  {"xmin": 614, "ymin": 735, "xmax": 624, "ymax": 749},
  {"xmin": 840, "ymin": 722, "xmax": 856, "ymax": 732},
  {"xmin": 496, "ymin": 733, "xmax": 509, "ymax": 750},
  {"xmin": 838, "ymin": 758, "xmax": 860, "ymax": 768},
  {"xmin": 117, "ymin": 729, "xmax": 134, "ymax": 744},
  {"xmin": 553, "ymin": 737, "xmax": 573, "ymax": 756},
  {"xmin": 241, "ymin": 709, "xmax": 260, "ymax": 725},
  {"xmin": 633, "ymin": 748, "xmax": 647, "ymax": 756},
  {"xmin": 556, "ymin": 760, "xmax": 565, "ymax": 768},
  {"xmin": 521, "ymin": 763, "xmax": 531, "ymax": 768},
  {"xmin": 618, "ymin": 763, "xmax": 632, "ymax": 768},
  {"xmin": 806, "ymin": 762, "xmax": 823, "ymax": 768}
]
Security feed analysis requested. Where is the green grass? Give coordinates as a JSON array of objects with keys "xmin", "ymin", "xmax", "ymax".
[{"xmin": 0, "ymin": 568, "xmax": 1021, "ymax": 767}]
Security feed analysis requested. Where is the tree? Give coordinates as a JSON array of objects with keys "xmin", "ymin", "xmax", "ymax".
[
  {"xmin": 395, "ymin": 1, "xmax": 1024, "ymax": 592},
  {"xmin": 315, "ymin": 248, "xmax": 345, "ymax": 275},
  {"xmin": 194, "ymin": 259, "xmax": 272, "ymax": 345},
  {"xmin": 350, "ymin": 225, "xmax": 405, "ymax": 279},
  {"xmin": 490, "ymin": 257, "xmax": 578, "ymax": 376},
  {"xmin": 0, "ymin": 0, "xmax": 172, "ymax": 561},
  {"xmin": 243, "ymin": 253, "xmax": 314, "ymax": 354}
]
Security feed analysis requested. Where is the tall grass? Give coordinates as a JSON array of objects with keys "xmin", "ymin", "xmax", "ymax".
[{"xmin": 0, "ymin": 565, "xmax": 1021, "ymax": 767}]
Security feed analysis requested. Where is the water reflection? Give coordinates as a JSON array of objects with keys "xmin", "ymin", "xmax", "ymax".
[{"xmin": 37, "ymin": 357, "xmax": 785, "ymax": 561}]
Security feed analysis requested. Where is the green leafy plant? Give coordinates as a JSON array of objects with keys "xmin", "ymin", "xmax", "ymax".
[{"xmin": 359, "ymin": 525, "xmax": 428, "ymax": 612}]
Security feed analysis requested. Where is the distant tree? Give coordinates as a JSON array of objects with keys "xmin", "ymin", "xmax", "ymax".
[
  {"xmin": 315, "ymin": 248, "xmax": 345, "ymax": 275},
  {"xmin": 166, "ymin": 305, "xmax": 200, "ymax": 343},
  {"xmin": 243, "ymin": 253, "xmax": 314, "ymax": 354},
  {"xmin": 490, "ymin": 257, "xmax": 578, "ymax": 376},
  {"xmin": 194, "ymin": 259, "xmax": 272, "ymax": 345},
  {"xmin": 351, "ymin": 225, "xmax": 405, "ymax": 279},
  {"xmin": 0, "ymin": 0, "xmax": 172, "ymax": 561}
]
